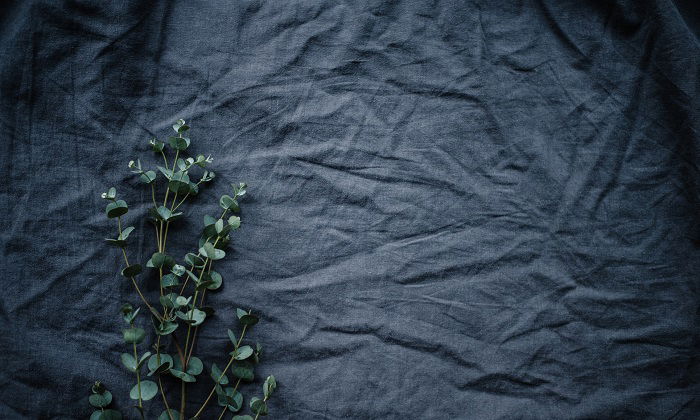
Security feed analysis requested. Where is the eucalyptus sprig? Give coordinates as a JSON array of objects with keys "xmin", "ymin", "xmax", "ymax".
[{"xmin": 90, "ymin": 120, "xmax": 277, "ymax": 419}]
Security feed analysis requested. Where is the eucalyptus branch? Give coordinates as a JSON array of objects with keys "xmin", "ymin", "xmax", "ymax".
[
  {"xmin": 193, "ymin": 324, "xmax": 248, "ymax": 418},
  {"xmin": 92, "ymin": 120, "xmax": 276, "ymax": 420}
]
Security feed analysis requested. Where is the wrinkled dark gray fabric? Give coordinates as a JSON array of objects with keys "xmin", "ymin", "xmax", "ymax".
[{"xmin": 1, "ymin": 1, "xmax": 699, "ymax": 418}]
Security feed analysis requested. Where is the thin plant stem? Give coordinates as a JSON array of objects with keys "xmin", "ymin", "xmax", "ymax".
[
  {"xmin": 172, "ymin": 193, "xmax": 190, "ymax": 212},
  {"xmin": 163, "ymin": 149, "xmax": 178, "ymax": 206},
  {"xmin": 158, "ymin": 220, "xmax": 164, "ymax": 251},
  {"xmin": 117, "ymin": 217, "xmax": 161, "ymax": 320},
  {"xmin": 172, "ymin": 333, "xmax": 186, "ymax": 367},
  {"xmin": 153, "ymin": 223, "xmax": 162, "ymax": 254},
  {"xmin": 216, "ymin": 405, "xmax": 227, "ymax": 420},
  {"xmin": 159, "ymin": 376, "xmax": 175, "ymax": 420},
  {"xmin": 133, "ymin": 342, "xmax": 143, "ymax": 408},
  {"xmin": 158, "ymin": 267, "xmax": 165, "ymax": 305},
  {"xmin": 151, "ymin": 183, "xmax": 158, "ymax": 209}
]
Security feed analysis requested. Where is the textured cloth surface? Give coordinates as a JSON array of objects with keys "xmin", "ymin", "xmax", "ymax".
[{"xmin": 1, "ymin": 1, "xmax": 699, "ymax": 418}]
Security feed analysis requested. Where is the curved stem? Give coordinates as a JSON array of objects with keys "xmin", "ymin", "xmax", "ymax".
[{"xmin": 160, "ymin": 150, "xmax": 169, "ymax": 170}]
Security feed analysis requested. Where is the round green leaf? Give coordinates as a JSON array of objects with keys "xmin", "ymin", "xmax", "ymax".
[
  {"xmin": 180, "ymin": 308, "xmax": 206, "ymax": 326},
  {"xmin": 171, "ymin": 264, "xmax": 186, "ymax": 276},
  {"xmin": 228, "ymin": 216, "xmax": 241, "ymax": 230},
  {"xmin": 250, "ymin": 397, "xmax": 268, "ymax": 416},
  {"xmin": 159, "ymin": 293, "xmax": 176, "ymax": 309},
  {"xmin": 263, "ymin": 375, "xmax": 277, "ymax": 399},
  {"xmin": 219, "ymin": 195, "xmax": 239, "ymax": 211},
  {"xmin": 150, "ymin": 252, "xmax": 166, "ymax": 268},
  {"xmin": 172, "ymin": 135, "xmax": 190, "ymax": 147},
  {"xmin": 172, "ymin": 119, "xmax": 186, "ymax": 132},
  {"xmin": 168, "ymin": 136, "xmax": 191, "ymax": 150},
  {"xmin": 239, "ymin": 314, "xmax": 258, "ymax": 326},
  {"xmin": 120, "ymin": 353, "xmax": 137, "ymax": 372},
  {"xmin": 119, "ymin": 226, "xmax": 135, "ymax": 241},
  {"xmin": 170, "ymin": 369, "xmax": 196, "ymax": 382},
  {"xmin": 211, "ymin": 363, "xmax": 229, "ymax": 385},
  {"xmin": 123, "ymin": 327, "xmax": 146, "ymax": 344},
  {"xmin": 121, "ymin": 264, "xmax": 142, "ymax": 278},
  {"xmin": 231, "ymin": 416, "xmax": 254, "ymax": 420},
  {"xmin": 207, "ymin": 271, "xmax": 222, "ymax": 290},
  {"xmin": 232, "ymin": 345, "xmax": 253, "ymax": 361},
  {"xmin": 187, "ymin": 356, "xmax": 203, "ymax": 375},
  {"xmin": 236, "ymin": 309, "xmax": 259, "ymax": 326},
  {"xmin": 175, "ymin": 296, "xmax": 190, "ymax": 307},
  {"xmin": 129, "ymin": 380, "xmax": 158, "ymax": 401},
  {"xmin": 161, "ymin": 273, "xmax": 180, "ymax": 288},
  {"xmin": 154, "ymin": 320, "xmax": 178, "ymax": 336},
  {"xmin": 147, "ymin": 353, "xmax": 174, "ymax": 376},
  {"xmin": 168, "ymin": 171, "xmax": 191, "ymax": 194},
  {"xmin": 231, "ymin": 361, "xmax": 254, "ymax": 381},
  {"xmin": 220, "ymin": 388, "xmax": 243, "ymax": 412},
  {"xmin": 106, "ymin": 200, "xmax": 128, "ymax": 218},
  {"xmin": 139, "ymin": 170, "xmax": 156, "ymax": 184},
  {"xmin": 89, "ymin": 390, "xmax": 112, "ymax": 408},
  {"xmin": 185, "ymin": 253, "xmax": 206, "ymax": 268},
  {"xmin": 201, "ymin": 242, "xmax": 225, "ymax": 260}
]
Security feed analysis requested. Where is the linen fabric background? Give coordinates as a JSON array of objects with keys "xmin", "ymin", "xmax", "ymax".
[{"xmin": 1, "ymin": 0, "xmax": 699, "ymax": 418}]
